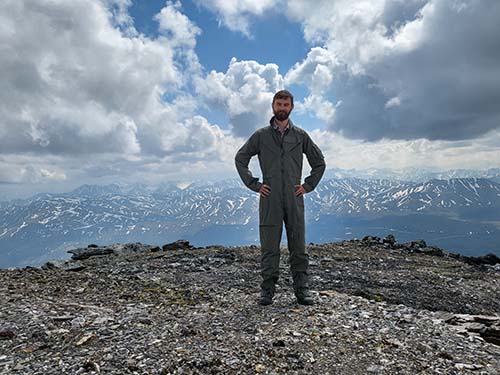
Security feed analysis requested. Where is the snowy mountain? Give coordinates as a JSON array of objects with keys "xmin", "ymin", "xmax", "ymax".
[
  {"xmin": 323, "ymin": 167, "xmax": 500, "ymax": 184},
  {"xmin": 1, "ymin": 177, "xmax": 499, "ymax": 268}
]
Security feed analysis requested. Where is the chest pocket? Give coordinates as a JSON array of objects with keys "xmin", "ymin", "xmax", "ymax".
[{"xmin": 283, "ymin": 136, "xmax": 302, "ymax": 152}]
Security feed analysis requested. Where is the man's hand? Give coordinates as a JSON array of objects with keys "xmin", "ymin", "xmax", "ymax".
[
  {"xmin": 259, "ymin": 184, "xmax": 271, "ymax": 197},
  {"xmin": 295, "ymin": 184, "xmax": 306, "ymax": 197}
]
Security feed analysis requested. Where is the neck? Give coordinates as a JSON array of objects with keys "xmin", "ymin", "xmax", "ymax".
[{"xmin": 275, "ymin": 117, "xmax": 289, "ymax": 129}]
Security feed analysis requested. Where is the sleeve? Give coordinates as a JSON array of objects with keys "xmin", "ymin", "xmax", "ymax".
[
  {"xmin": 302, "ymin": 132, "xmax": 326, "ymax": 193},
  {"xmin": 234, "ymin": 131, "xmax": 263, "ymax": 193}
]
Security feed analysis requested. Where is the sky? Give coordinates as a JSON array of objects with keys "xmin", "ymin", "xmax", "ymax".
[{"xmin": 1, "ymin": 0, "xmax": 500, "ymax": 199}]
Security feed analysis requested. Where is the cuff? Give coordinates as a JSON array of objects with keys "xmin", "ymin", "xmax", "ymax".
[
  {"xmin": 302, "ymin": 182, "xmax": 313, "ymax": 193},
  {"xmin": 252, "ymin": 181, "xmax": 263, "ymax": 193}
]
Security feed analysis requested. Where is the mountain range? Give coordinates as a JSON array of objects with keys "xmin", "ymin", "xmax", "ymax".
[{"xmin": 1, "ymin": 177, "xmax": 499, "ymax": 268}]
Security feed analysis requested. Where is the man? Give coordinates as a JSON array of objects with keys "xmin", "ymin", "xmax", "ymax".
[{"xmin": 235, "ymin": 90, "xmax": 326, "ymax": 306}]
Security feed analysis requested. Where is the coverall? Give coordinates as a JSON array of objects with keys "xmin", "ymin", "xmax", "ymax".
[{"xmin": 235, "ymin": 117, "xmax": 326, "ymax": 291}]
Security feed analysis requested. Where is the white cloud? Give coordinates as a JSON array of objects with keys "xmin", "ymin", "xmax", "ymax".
[
  {"xmin": 155, "ymin": 1, "xmax": 201, "ymax": 48},
  {"xmin": 285, "ymin": 47, "xmax": 337, "ymax": 94},
  {"xmin": 0, "ymin": 0, "xmax": 195, "ymax": 157},
  {"xmin": 286, "ymin": 0, "xmax": 428, "ymax": 72},
  {"xmin": 284, "ymin": 0, "xmax": 500, "ymax": 141},
  {"xmin": 309, "ymin": 127, "xmax": 500, "ymax": 173},
  {"xmin": 0, "ymin": 0, "xmax": 250, "ymax": 198},
  {"xmin": 101, "ymin": 0, "xmax": 137, "ymax": 36},
  {"xmin": 194, "ymin": 0, "xmax": 278, "ymax": 36},
  {"xmin": 0, "ymin": 0, "xmax": 227, "ymax": 160},
  {"xmin": 195, "ymin": 58, "xmax": 284, "ymax": 137},
  {"xmin": 298, "ymin": 94, "xmax": 336, "ymax": 124},
  {"xmin": 385, "ymin": 97, "xmax": 401, "ymax": 109}
]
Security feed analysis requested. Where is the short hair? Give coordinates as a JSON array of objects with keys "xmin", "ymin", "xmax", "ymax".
[{"xmin": 273, "ymin": 90, "xmax": 294, "ymax": 106}]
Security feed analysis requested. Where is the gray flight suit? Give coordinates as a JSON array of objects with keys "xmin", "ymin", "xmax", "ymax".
[{"xmin": 235, "ymin": 117, "xmax": 326, "ymax": 292}]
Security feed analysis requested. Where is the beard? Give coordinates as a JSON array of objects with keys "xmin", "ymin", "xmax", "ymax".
[{"xmin": 274, "ymin": 109, "xmax": 290, "ymax": 121}]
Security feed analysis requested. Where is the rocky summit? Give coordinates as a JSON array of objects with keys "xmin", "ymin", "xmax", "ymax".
[{"xmin": 1, "ymin": 236, "xmax": 499, "ymax": 374}]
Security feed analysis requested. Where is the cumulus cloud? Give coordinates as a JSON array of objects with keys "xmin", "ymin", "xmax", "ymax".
[
  {"xmin": 0, "ymin": 0, "xmax": 251, "ymax": 199},
  {"xmin": 0, "ymin": 0, "xmax": 175, "ymax": 156},
  {"xmin": 0, "ymin": 0, "xmax": 230, "ymax": 161},
  {"xmin": 298, "ymin": 94, "xmax": 336, "ymax": 125},
  {"xmin": 308, "ymin": 127, "xmax": 500, "ymax": 173},
  {"xmin": 285, "ymin": 47, "xmax": 336, "ymax": 94},
  {"xmin": 195, "ymin": 58, "xmax": 284, "ymax": 137},
  {"xmin": 194, "ymin": 0, "xmax": 277, "ymax": 36},
  {"xmin": 155, "ymin": 1, "xmax": 201, "ymax": 48},
  {"xmin": 285, "ymin": 0, "xmax": 500, "ymax": 141},
  {"xmin": 101, "ymin": 0, "xmax": 137, "ymax": 36}
]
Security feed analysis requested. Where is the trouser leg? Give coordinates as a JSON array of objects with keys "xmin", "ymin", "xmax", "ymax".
[
  {"xmin": 284, "ymin": 216, "xmax": 308, "ymax": 275},
  {"xmin": 259, "ymin": 224, "xmax": 283, "ymax": 290},
  {"xmin": 284, "ymin": 206, "xmax": 309, "ymax": 290}
]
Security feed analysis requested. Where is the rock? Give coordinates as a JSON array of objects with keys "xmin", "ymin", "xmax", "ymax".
[
  {"xmin": 272, "ymin": 339, "xmax": 286, "ymax": 347},
  {"xmin": 51, "ymin": 315, "xmax": 74, "ymax": 321},
  {"xmin": 362, "ymin": 235, "xmax": 381, "ymax": 245},
  {"xmin": 0, "ymin": 330, "xmax": 15, "ymax": 340},
  {"xmin": 402, "ymin": 239, "xmax": 427, "ymax": 250},
  {"xmin": 443, "ymin": 313, "xmax": 500, "ymax": 345},
  {"xmin": 71, "ymin": 316, "xmax": 86, "ymax": 329},
  {"xmin": 63, "ymin": 262, "xmax": 87, "ymax": 272},
  {"xmin": 462, "ymin": 253, "xmax": 500, "ymax": 266},
  {"xmin": 482, "ymin": 325, "xmax": 500, "ymax": 346},
  {"xmin": 42, "ymin": 260, "xmax": 86, "ymax": 272},
  {"xmin": 438, "ymin": 351, "xmax": 454, "ymax": 360},
  {"xmin": 162, "ymin": 239, "xmax": 195, "ymax": 251},
  {"xmin": 454, "ymin": 363, "xmax": 484, "ymax": 370},
  {"xmin": 68, "ymin": 246, "xmax": 114, "ymax": 260},
  {"xmin": 68, "ymin": 242, "xmax": 157, "ymax": 260},
  {"xmin": 417, "ymin": 246, "xmax": 444, "ymax": 256},
  {"xmin": 41, "ymin": 261, "xmax": 59, "ymax": 270},
  {"xmin": 83, "ymin": 361, "xmax": 100, "ymax": 374},
  {"xmin": 75, "ymin": 333, "xmax": 96, "ymax": 346},
  {"xmin": 205, "ymin": 245, "xmax": 225, "ymax": 250},
  {"xmin": 383, "ymin": 234, "xmax": 396, "ymax": 246},
  {"xmin": 255, "ymin": 364, "xmax": 266, "ymax": 372}
]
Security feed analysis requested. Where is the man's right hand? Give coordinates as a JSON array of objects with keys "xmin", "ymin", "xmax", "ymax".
[{"xmin": 259, "ymin": 184, "xmax": 271, "ymax": 197}]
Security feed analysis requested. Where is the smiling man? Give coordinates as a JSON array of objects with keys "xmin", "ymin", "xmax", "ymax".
[{"xmin": 235, "ymin": 90, "xmax": 326, "ymax": 306}]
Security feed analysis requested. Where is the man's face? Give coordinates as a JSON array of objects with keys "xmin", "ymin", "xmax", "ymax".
[{"xmin": 272, "ymin": 97, "xmax": 293, "ymax": 121}]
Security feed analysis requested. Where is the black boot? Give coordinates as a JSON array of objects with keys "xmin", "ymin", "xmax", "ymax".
[
  {"xmin": 259, "ymin": 288, "xmax": 275, "ymax": 306},
  {"xmin": 295, "ymin": 287, "xmax": 314, "ymax": 305},
  {"xmin": 293, "ymin": 272, "xmax": 314, "ymax": 305}
]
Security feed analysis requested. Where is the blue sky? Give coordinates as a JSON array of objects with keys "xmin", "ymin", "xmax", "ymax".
[
  {"xmin": 128, "ymin": 0, "xmax": 312, "ymax": 131},
  {"xmin": 1, "ymin": 0, "xmax": 500, "ymax": 199},
  {"xmin": 130, "ymin": 1, "xmax": 310, "ymax": 73}
]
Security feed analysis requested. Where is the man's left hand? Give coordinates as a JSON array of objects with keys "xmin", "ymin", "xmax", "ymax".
[{"xmin": 294, "ymin": 184, "xmax": 306, "ymax": 197}]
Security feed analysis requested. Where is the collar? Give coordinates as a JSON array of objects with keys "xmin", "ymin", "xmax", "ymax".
[{"xmin": 270, "ymin": 116, "xmax": 292, "ymax": 131}]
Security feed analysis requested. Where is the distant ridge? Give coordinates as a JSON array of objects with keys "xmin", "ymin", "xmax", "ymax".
[{"xmin": 1, "ymin": 177, "xmax": 499, "ymax": 268}]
